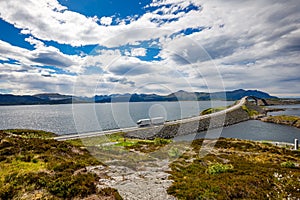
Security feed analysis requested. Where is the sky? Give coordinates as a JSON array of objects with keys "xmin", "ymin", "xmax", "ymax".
[{"xmin": 0, "ymin": 0, "xmax": 299, "ymax": 97}]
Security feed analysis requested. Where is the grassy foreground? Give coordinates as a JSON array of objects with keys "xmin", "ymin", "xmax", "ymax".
[
  {"xmin": 66, "ymin": 132, "xmax": 300, "ymax": 199},
  {"xmin": 0, "ymin": 129, "xmax": 122, "ymax": 200},
  {"xmin": 1, "ymin": 129, "xmax": 300, "ymax": 199},
  {"xmin": 167, "ymin": 138, "xmax": 300, "ymax": 199}
]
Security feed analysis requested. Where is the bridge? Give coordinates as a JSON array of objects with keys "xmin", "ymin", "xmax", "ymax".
[
  {"xmin": 54, "ymin": 96, "xmax": 265, "ymax": 141},
  {"xmin": 246, "ymin": 96, "xmax": 269, "ymax": 106}
]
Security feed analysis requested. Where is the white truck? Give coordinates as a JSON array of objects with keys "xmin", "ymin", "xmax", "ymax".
[{"xmin": 136, "ymin": 117, "xmax": 165, "ymax": 127}]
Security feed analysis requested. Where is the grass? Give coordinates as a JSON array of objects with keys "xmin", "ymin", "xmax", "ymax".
[
  {"xmin": 65, "ymin": 132, "xmax": 173, "ymax": 171},
  {"xmin": 201, "ymin": 106, "xmax": 228, "ymax": 115},
  {"xmin": 67, "ymin": 133, "xmax": 172, "ymax": 154},
  {"xmin": 206, "ymin": 163, "xmax": 234, "ymax": 175},
  {"xmin": 3, "ymin": 128, "xmax": 300, "ymax": 199},
  {"xmin": 0, "ymin": 130, "xmax": 122, "ymax": 200},
  {"xmin": 3, "ymin": 129, "xmax": 57, "ymax": 139},
  {"xmin": 281, "ymin": 161, "xmax": 297, "ymax": 168},
  {"xmin": 261, "ymin": 115, "xmax": 300, "ymax": 128},
  {"xmin": 67, "ymin": 132, "xmax": 125, "ymax": 147},
  {"xmin": 242, "ymin": 105, "xmax": 259, "ymax": 117},
  {"xmin": 167, "ymin": 138, "xmax": 300, "ymax": 199}
]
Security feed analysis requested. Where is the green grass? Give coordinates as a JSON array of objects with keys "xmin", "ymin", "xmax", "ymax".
[
  {"xmin": 0, "ymin": 130, "xmax": 122, "ymax": 200},
  {"xmin": 242, "ymin": 105, "xmax": 259, "ymax": 117},
  {"xmin": 206, "ymin": 163, "xmax": 234, "ymax": 175},
  {"xmin": 67, "ymin": 132, "xmax": 125, "ymax": 147},
  {"xmin": 201, "ymin": 106, "xmax": 228, "ymax": 115},
  {"xmin": 262, "ymin": 115, "xmax": 300, "ymax": 128},
  {"xmin": 67, "ymin": 133, "xmax": 172, "ymax": 154},
  {"xmin": 168, "ymin": 147, "xmax": 182, "ymax": 158},
  {"xmin": 281, "ymin": 161, "xmax": 297, "ymax": 168}
]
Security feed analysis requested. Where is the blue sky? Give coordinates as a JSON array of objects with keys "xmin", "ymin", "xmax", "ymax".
[{"xmin": 0, "ymin": 0, "xmax": 299, "ymax": 97}]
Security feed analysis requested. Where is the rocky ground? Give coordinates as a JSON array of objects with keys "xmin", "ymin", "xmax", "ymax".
[{"xmin": 88, "ymin": 159, "xmax": 176, "ymax": 200}]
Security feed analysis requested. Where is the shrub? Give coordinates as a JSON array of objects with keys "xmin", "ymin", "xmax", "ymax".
[
  {"xmin": 99, "ymin": 188, "xmax": 123, "ymax": 200},
  {"xmin": 0, "ymin": 155, "xmax": 6, "ymax": 162},
  {"xmin": 168, "ymin": 147, "xmax": 181, "ymax": 158},
  {"xmin": 207, "ymin": 163, "xmax": 234, "ymax": 175},
  {"xmin": 281, "ymin": 161, "xmax": 297, "ymax": 168},
  {"xmin": 154, "ymin": 138, "xmax": 171, "ymax": 145}
]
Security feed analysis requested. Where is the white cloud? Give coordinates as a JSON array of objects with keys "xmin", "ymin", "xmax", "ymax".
[
  {"xmin": 0, "ymin": 0, "xmax": 299, "ymax": 96},
  {"xmin": 100, "ymin": 16, "xmax": 113, "ymax": 26},
  {"xmin": 0, "ymin": 66, "xmax": 76, "ymax": 95},
  {"xmin": 0, "ymin": 39, "xmax": 83, "ymax": 71},
  {"xmin": 0, "ymin": 0, "xmax": 204, "ymax": 47},
  {"xmin": 130, "ymin": 48, "xmax": 147, "ymax": 57}
]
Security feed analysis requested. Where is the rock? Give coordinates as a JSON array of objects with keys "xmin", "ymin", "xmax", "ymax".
[{"xmin": 97, "ymin": 159, "xmax": 176, "ymax": 200}]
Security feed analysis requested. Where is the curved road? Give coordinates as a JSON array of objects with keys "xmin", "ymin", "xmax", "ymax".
[{"xmin": 54, "ymin": 97, "xmax": 248, "ymax": 141}]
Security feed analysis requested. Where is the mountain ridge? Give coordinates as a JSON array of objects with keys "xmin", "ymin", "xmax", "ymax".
[{"xmin": 0, "ymin": 89, "xmax": 278, "ymax": 105}]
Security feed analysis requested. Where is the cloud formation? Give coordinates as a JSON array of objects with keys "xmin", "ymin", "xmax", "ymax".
[{"xmin": 0, "ymin": 0, "xmax": 299, "ymax": 97}]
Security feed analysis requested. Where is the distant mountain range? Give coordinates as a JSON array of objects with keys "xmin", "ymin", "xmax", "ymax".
[{"xmin": 0, "ymin": 89, "xmax": 278, "ymax": 105}]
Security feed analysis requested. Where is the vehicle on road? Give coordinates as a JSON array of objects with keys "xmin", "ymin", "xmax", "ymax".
[{"xmin": 137, "ymin": 117, "xmax": 165, "ymax": 127}]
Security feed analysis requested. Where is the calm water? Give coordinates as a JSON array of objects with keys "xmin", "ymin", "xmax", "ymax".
[
  {"xmin": 0, "ymin": 101, "xmax": 231, "ymax": 134},
  {"xmin": 0, "ymin": 102, "xmax": 299, "ymax": 143},
  {"xmin": 267, "ymin": 104, "xmax": 300, "ymax": 117},
  {"xmin": 175, "ymin": 120, "xmax": 300, "ymax": 143},
  {"xmin": 175, "ymin": 104, "xmax": 300, "ymax": 143}
]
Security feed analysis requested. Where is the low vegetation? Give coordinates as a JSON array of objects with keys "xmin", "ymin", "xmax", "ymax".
[
  {"xmin": 2, "ymin": 128, "xmax": 300, "ymax": 199},
  {"xmin": 67, "ymin": 132, "xmax": 172, "ymax": 154},
  {"xmin": 3, "ymin": 129, "xmax": 56, "ymax": 138},
  {"xmin": 261, "ymin": 115, "xmax": 300, "ymax": 128},
  {"xmin": 167, "ymin": 138, "xmax": 300, "ymax": 199},
  {"xmin": 0, "ymin": 130, "xmax": 122, "ymax": 200},
  {"xmin": 206, "ymin": 163, "xmax": 234, "ymax": 175},
  {"xmin": 65, "ymin": 132, "xmax": 174, "ymax": 170},
  {"xmin": 201, "ymin": 106, "xmax": 228, "ymax": 115},
  {"xmin": 242, "ymin": 104, "xmax": 259, "ymax": 117},
  {"xmin": 281, "ymin": 161, "xmax": 297, "ymax": 168}
]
